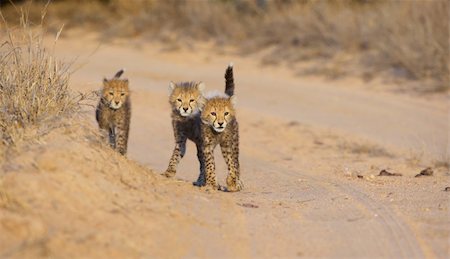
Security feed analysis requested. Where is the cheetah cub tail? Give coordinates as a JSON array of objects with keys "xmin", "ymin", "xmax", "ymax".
[
  {"xmin": 113, "ymin": 68, "xmax": 125, "ymax": 79},
  {"xmin": 224, "ymin": 62, "xmax": 234, "ymax": 97},
  {"xmin": 103, "ymin": 69, "xmax": 126, "ymax": 84}
]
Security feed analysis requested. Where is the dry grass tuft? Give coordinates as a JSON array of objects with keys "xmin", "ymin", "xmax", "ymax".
[
  {"xmin": 339, "ymin": 141, "xmax": 394, "ymax": 158},
  {"xmin": 434, "ymin": 158, "xmax": 450, "ymax": 170},
  {"xmin": 0, "ymin": 10, "xmax": 80, "ymax": 148}
]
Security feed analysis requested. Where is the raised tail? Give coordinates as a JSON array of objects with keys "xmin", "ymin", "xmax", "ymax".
[
  {"xmin": 224, "ymin": 63, "xmax": 234, "ymax": 96},
  {"xmin": 113, "ymin": 69, "xmax": 125, "ymax": 79}
]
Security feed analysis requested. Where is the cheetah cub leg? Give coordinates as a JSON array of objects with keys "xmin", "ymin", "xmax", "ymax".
[
  {"xmin": 203, "ymin": 148, "xmax": 219, "ymax": 190},
  {"xmin": 164, "ymin": 135, "xmax": 187, "ymax": 178},
  {"xmin": 115, "ymin": 123, "xmax": 129, "ymax": 155},
  {"xmin": 108, "ymin": 127, "xmax": 116, "ymax": 149},
  {"xmin": 221, "ymin": 144, "xmax": 243, "ymax": 192},
  {"xmin": 193, "ymin": 143, "xmax": 206, "ymax": 186}
]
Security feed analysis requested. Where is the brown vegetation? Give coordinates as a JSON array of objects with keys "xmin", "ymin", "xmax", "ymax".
[
  {"xmin": 0, "ymin": 10, "xmax": 99, "ymax": 153},
  {"xmin": 2, "ymin": 0, "xmax": 448, "ymax": 92}
]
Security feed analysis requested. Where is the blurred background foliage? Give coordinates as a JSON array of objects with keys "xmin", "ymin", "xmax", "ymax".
[{"xmin": 1, "ymin": 0, "xmax": 448, "ymax": 92}]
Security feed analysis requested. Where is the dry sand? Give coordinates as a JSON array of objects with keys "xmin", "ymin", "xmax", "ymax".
[{"xmin": 1, "ymin": 32, "xmax": 448, "ymax": 258}]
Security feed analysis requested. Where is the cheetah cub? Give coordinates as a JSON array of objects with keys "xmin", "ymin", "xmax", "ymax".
[
  {"xmin": 164, "ymin": 64, "xmax": 236, "ymax": 188},
  {"xmin": 200, "ymin": 92, "xmax": 242, "ymax": 191},
  {"xmin": 164, "ymin": 81, "xmax": 206, "ymax": 182},
  {"xmin": 96, "ymin": 69, "xmax": 131, "ymax": 155}
]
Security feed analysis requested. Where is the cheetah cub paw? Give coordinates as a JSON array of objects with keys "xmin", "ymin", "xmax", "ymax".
[
  {"xmin": 200, "ymin": 183, "xmax": 221, "ymax": 192},
  {"xmin": 193, "ymin": 180, "xmax": 205, "ymax": 187},
  {"xmin": 226, "ymin": 177, "xmax": 243, "ymax": 192},
  {"xmin": 163, "ymin": 170, "xmax": 176, "ymax": 178}
]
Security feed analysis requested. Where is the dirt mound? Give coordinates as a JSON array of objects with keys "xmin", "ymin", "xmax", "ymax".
[{"xmin": 0, "ymin": 120, "xmax": 214, "ymax": 258}]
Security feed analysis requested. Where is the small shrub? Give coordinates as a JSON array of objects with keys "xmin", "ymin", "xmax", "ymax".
[
  {"xmin": 339, "ymin": 141, "xmax": 394, "ymax": 158},
  {"xmin": 0, "ymin": 11, "xmax": 78, "ymax": 146}
]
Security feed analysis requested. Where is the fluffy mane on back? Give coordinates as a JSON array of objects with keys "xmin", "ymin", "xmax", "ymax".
[{"xmin": 204, "ymin": 90, "xmax": 230, "ymax": 100}]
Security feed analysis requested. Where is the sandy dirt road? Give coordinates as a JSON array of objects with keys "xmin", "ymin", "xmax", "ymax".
[{"xmin": 41, "ymin": 34, "xmax": 449, "ymax": 258}]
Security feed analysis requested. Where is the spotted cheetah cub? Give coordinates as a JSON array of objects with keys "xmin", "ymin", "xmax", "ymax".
[
  {"xmin": 164, "ymin": 64, "xmax": 236, "ymax": 188},
  {"xmin": 96, "ymin": 69, "xmax": 131, "ymax": 155},
  {"xmin": 164, "ymin": 81, "xmax": 206, "ymax": 181},
  {"xmin": 200, "ymin": 92, "xmax": 242, "ymax": 192}
]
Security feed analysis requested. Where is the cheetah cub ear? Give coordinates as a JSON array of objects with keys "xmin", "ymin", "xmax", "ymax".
[
  {"xmin": 229, "ymin": 95, "xmax": 237, "ymax": 107},
  {"xmin": 168, "ymin": 81, "xmax": 176, "ymax": 95}
]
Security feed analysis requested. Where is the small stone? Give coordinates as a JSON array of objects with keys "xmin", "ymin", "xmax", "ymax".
[
  {"xmin": 237, "ymin": 203, "xmax": 259, "ymax": 208},
  {"xmin": 286, "ymin": 121, "xmax": 300, "ymax": 127},
  {"xmin": 343, "ymin": 167, "xmax": 352, "ymax": 177},
  {"xmin": 415, "ymin": 167, "xmax": 433, "ymax": 177},
  {"xmin": 378, "ymin": 169, "xmax": 402, "ymax": 176},
  {"xmin": 314, "ymin": 140, "xmax": 324, "ymax": 145}
]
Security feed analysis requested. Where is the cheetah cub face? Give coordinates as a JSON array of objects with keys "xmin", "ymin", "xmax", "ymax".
[
  {"xmin": 201, "ymin": 94, "xmax": 237, "ymax": 133},
  {"xmin": 102, "ymin": 78, "xmax": 129, "ymax": 110},
  {"xmin": 169, "ymin": 81, "xmax": 205, "ymax": 117}
]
